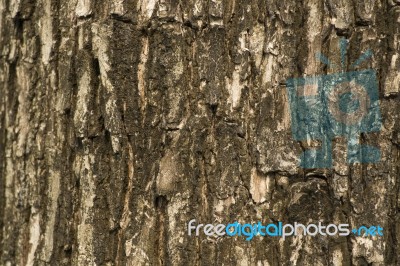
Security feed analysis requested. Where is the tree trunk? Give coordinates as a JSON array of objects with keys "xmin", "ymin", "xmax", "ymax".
[{"xmin": 0, "ymin": 0, "xmax": 399, "ymax": 265}]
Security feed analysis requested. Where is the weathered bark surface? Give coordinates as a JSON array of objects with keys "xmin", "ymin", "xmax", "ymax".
[{"xmin": 0, "ymin": 0, "xmax": 399, "ymax": 265}]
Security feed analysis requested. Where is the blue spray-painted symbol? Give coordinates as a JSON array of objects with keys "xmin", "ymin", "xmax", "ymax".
[{"xmin": 286, "ymin": 39, "xmax": 382, "ymax": 168}]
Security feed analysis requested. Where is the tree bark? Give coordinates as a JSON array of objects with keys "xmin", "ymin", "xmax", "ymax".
[{"xmin": 0, "ymin": 0, "xmax": 399, "ymax": 265}]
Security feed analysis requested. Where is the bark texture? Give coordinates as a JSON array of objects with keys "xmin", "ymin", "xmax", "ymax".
[{"xmin": 0, "ymin": 0, "xmax": 399, "ymax": 265}]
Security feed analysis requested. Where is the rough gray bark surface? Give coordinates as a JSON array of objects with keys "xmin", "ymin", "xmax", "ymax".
[{"xmin": 0, "ymin": 0, "xmax": 399, "ymax": 265}]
